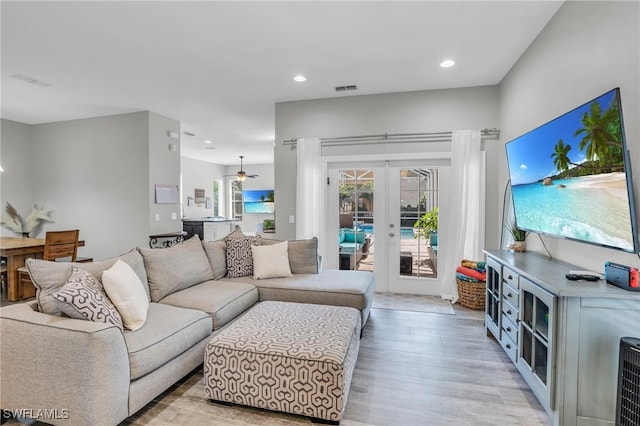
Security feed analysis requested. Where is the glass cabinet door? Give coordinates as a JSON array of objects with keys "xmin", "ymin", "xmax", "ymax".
[
  {"xmin": 518, "ymin": 277, "xmax": 555, "ymax": 411},
  {"xmin": 484, "ymin": 258, "xmax": 501, "ymax": 339}
]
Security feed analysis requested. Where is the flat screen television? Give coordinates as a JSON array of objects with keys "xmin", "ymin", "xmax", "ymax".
[
  {"xmin": 505, "ymin": 88, "xmax": 639, "ymax": 253},
  {"xmin": 242, "ymin": 189, "xmax": 275, "ymax": 214}
]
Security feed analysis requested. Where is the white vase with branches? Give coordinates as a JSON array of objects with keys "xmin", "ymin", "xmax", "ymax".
[{"xmin": 0, "ymin": 202, "xmax": 54, "ymax": 237}]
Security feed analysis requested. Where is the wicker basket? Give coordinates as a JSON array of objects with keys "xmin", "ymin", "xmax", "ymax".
[{"xmin": 456, "ymin": 278, "xmax": 486, "ymax": 310}]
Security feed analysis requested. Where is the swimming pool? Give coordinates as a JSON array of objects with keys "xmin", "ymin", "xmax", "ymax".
[{"xmin": 356, "ymin": 224, "xmax": 415, "ymax": 239}]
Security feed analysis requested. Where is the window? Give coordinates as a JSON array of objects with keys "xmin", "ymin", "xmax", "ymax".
[
  {"xmin": 230, "ymin": 180, "xmax": 243, "ymax": 221},
  {"xmin": 212, "ymin": 179, "xmax": 221, "ymax": 217}
]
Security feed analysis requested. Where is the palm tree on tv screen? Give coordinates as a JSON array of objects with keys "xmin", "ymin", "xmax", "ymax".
[
  {"xmin": 574, "ymin": 98, "xmax": 623, "ymax": 167},
  {"xmin": 550, "ymin": 139, "xmax": 572, "ymax": 172}
]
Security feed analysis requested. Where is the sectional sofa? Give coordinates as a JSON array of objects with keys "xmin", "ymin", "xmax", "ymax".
[{"xmin": 0, "ymin": 229, "xmax": 375, "ymax": 426}]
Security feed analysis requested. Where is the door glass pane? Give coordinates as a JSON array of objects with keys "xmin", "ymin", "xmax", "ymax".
[
  {"xmin": 534, "ymin": 337, "xmax": 548, "ymax": 385},
  {"xmin": 338, "ymin": 170, "xmax": 374, "ymax": 271},
  {"xmin": 535, "ymin": 299, "xmax": 550, "ymax": 341},
  {"xmin": 400, "ymin": 168, "xmax": 438, "ymax": 278}
]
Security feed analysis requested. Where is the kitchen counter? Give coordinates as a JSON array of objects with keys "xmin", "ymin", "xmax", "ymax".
[{"xmin": 182, "ymin": 218, "xmax": 236, "ymax": 241}]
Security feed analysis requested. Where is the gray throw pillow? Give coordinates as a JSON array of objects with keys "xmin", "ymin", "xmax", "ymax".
[
  {"xmin": 26, "ymin": 259, "xmax": 74, "ymax": 316},
  {"xmin": 202, "ymin": 240, "xmax": 227, "ymax": 280},
  {"xmin": 53, "ymin": 267, "xmax": 124, "ymax": 330},
  {"xmin": 77, "ymin": 249, "xmax": 150, "ymax": 300},
  {"xmin": 138, "ymin": 235, "xmax": 214, "ymax": 302},
  {"xmin": 225, "ymin": 236, "xmax": 262, "ymax": 278},
  {"xmin": 260, "ymin": 237, "xmax": 319, "ymax": 274}
]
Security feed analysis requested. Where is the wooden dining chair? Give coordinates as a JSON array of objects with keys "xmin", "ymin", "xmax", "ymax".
[{"xmin": 17, "ymin": 230, "xmax": 93, "ymax": 300}]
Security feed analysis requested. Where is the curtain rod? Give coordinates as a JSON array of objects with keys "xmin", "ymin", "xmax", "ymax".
[{"xmin": 282, "ymin": 128, "xmax": 500, "ymax": 147}]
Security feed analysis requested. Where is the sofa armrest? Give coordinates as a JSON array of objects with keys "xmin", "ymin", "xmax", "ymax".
[{"xmin": 0, "ymin": 302, "xmax": 130, "ymax": 426}]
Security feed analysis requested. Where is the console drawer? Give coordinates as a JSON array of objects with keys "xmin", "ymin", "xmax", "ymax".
[
  {"xmin": 500, "ymin": 332, "xmax": 518, "ymax": 364},
  {"xmin": 502, "ymin": 299, "xmax": 518, "ymax": 325},
  {"xmin": 503, "ymin": 282, "xmax": 520, "ymax": 309},
  {"xmin": 503, "ymin": 266, "xmax": 519, "ymax": 289},
  {"xmin": 501, "ymin": 314, "xmax": 518, "ymax": 344}
]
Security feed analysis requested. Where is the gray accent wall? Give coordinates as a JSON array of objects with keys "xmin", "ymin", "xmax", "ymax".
[
  {"xmin": 275, "ymin": 85, "xmax": 501, "ymax": 241},
  {"xmin": 1, "ymin": 111, "xmax": 181, "ymax": 260},
  {"xmin": 498, "ymin": 1, "xmax": 639, "ymax": 271},
  {"xmin": 148, "ymin": 112, "xmax": 181, "ymax": 235},
  {"xmin": 0, "ymin": 119, "xmax": 35, "ymax": 234}
]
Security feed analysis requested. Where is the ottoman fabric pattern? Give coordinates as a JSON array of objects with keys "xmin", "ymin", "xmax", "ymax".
[{"xmin": 204, "ymin": 301, "xmax": 361, "ymax": 422}]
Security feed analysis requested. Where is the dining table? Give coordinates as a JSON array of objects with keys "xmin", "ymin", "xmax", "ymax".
[{"xmin": 0, "ymin": 237, "xmax": 85, "ymax": 302}]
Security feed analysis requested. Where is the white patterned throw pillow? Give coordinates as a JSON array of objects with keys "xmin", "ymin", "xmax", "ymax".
[
  {"xmin": 225, "ymin": 236, "xmax": 262, "ymax": 278},
  {"xmin": 53, "ymin": 267, "xmax": 124, "ymax": 330}
]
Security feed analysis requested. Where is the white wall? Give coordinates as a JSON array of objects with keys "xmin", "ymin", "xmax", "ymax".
[
  {"xmin": 181, "ymin": 157, "xmax": 226, "ymax": 219},
  {"xmin": 0, "ymin": 119, "xmax": 35, "ymax": 236},
  {"xmin": 498, "ymin": 1, "xmax": 640, "ymax": 270},
  {"xmin": 148, "ymin": 112, "xmax": 181, "ymax": 235},
  {"xmin": 275, "ymin": 85, "xmax": 501, "ymax": 240}
]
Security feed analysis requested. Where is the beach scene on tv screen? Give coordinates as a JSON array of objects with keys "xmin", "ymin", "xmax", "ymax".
[
  {"xmin": 243, "ymin": 190, "xmax": 275, "ymax": 214},
  {"xmin": 506, "ymin": 89, "xmax": 635, "ymax": 251}
]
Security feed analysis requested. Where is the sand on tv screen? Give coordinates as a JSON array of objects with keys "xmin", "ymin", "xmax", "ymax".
[{"xmin": 506, "ymin": 88, "xmax": 638, "ymax": 253}]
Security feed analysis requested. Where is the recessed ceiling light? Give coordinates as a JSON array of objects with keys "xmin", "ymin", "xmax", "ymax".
[
  {"xmin": 294, "ymin": 75, "xmax": 307, "ymax": 82},
  {"xmin": 440, "ymin": 59, "xmax": 456, "ymax": 68},
  {"xmin": 204, "ymin": 140, "xmax": 212, "ymax": 144}
]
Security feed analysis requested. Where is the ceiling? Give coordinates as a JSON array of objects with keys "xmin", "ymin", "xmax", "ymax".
[{"xmin": 1, "ymin": 1, "xmax": 563, "ymax": 166}]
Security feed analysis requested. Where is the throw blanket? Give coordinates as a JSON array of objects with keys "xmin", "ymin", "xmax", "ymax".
[{"xmin": 456, "ymin": 259, "xmax": 486, "ymax": 282}]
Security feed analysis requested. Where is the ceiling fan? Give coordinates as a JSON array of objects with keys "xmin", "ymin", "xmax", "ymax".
[{"xmin": 225, "ymin": 155, "xmax": 258, "ymax": 181}]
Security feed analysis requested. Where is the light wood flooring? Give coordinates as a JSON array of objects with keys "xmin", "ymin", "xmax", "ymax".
[
  {"xmin": 122, "ymin": 304, "xmax": 550, "ymax": 426},
  {"xmin": 1, "ymin": 297, "xmax": 550, "ymax": 426}
]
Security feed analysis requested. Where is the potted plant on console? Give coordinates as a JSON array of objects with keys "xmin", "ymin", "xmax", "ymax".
[{"xmin": 506, "ymin": 220, "xmax": 529, "ymax": 252}]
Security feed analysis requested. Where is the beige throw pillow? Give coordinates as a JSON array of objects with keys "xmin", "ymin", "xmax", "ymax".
[
  {"xmin": 251, "ymin": 241, "xmax": 292, "ymax": 280},
  {"xmin": 102, "ymin": 259, "xmax": 149, "ymax": 331}
]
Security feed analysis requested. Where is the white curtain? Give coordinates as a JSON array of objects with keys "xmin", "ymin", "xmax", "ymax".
[
  {"xmin": 295, "ymin": 138, "xmax": 322, "ymax": 240},
  {"xmin": 441, "ymin": 130, "xmax": 486, "ymax": 302}
]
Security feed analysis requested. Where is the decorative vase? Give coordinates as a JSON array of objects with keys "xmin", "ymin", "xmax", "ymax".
[{"xmin": 509, "ymin": 241, "xmax": 526, "ymax": 252}]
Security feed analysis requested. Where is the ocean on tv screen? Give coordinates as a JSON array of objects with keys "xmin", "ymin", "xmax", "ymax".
[
  {"xmin": 511, "ymin": 173, "xmax": 634, "ymax": 251},
  {"xmin": 507, "ymin": 88, "xmax": 636, "ymax": 252}
]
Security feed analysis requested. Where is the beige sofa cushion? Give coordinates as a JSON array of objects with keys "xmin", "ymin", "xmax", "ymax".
[
  {"xmin": 224, "ymin": 269, "xmax": 375, "ymax": 327},
  {"xmin": 202, "ymin": 240, "xmax": 227, "ymax": 280},
  {"xmin": 124, "ymin": 303, "xmax": 211, "ymax": 381},
  {"xmin": 159, "ymin": 280, "xmax": 259, "ymax": 330},
  {"xmin": 260, "ymin": 237, "xmax": 318, "ymax": 274},
  {"xmin": 138, "ymin": 235, "xmax": 214, "ymax": 302},
  {"xmin": 80, "ymin": 249, "xmax": 150, "ymax": 299}
]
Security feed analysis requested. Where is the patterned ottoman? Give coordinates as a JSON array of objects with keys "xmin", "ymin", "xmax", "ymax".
[{"xmin": 204, "ymin": 301, "xmax": 361, "ymax": 423}]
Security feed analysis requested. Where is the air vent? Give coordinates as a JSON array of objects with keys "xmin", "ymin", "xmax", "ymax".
[{"xmin": 335, "ymin": 85, "xmax": 357, "ymax": 92}]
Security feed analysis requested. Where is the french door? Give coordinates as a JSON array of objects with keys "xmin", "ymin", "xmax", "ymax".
[{"xmin": 327, "ymin": 161, "xmax": 448, "ymax": 295}]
